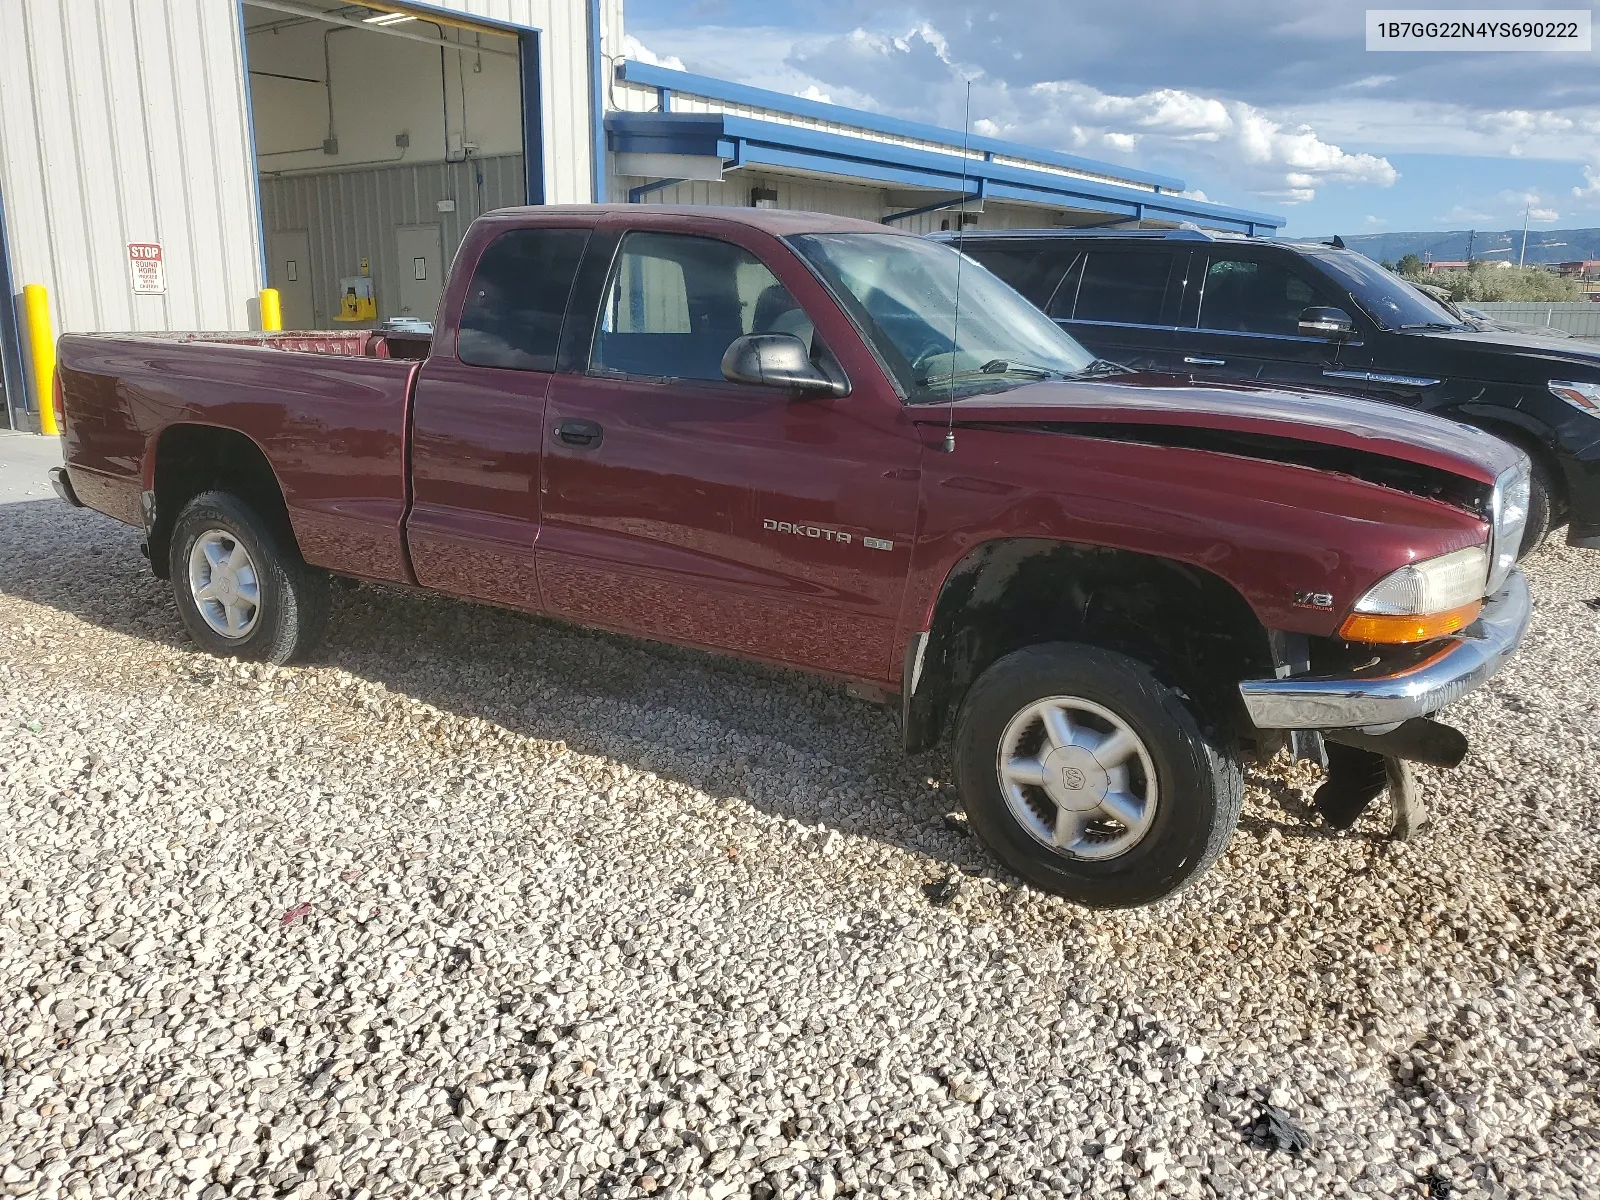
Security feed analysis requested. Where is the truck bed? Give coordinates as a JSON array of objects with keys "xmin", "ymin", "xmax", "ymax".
[{"xmin": 57, "ymin": 331, "xmax": 422, "ymax": 585}]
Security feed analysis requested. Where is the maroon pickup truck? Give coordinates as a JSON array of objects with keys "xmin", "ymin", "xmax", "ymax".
[{"xmin": 51, "ymin": 205, "xmax": 1532, "ymax": 908}]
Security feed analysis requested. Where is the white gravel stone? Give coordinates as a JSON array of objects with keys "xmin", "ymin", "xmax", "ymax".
[{"xmin": 2, "ymin": 500, "xmax": 1599, "ymax": 1199}]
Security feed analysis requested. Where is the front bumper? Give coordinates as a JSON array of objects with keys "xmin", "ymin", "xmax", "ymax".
[{"xmin": 1239, "ymin": 570, "xmax": 1530, "ymax": 730}]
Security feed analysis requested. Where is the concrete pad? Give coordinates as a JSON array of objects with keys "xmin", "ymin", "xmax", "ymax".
[{"xmin": 0, "ymin": 429, "xmax": 64, "ymax": 505}]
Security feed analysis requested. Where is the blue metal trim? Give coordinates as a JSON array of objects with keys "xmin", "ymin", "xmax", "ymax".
[
  {"xmin": 519, "ymin": 29, "xmax": 545, "ymax": 203},
  {"xmin": 658, "ymin": 86, "xmax": 671, "ymax": 113},
  {"xmin": 0, "ymin": 177, "xmax": 28, "ymax": 430},
  {"xmin": 628, "ymin": 178, "xmax": 685, "ymax": 203},
  {"xmin": 604, "ymin": 111, "xmax": 1284, "ymax": 231},
  {"xmin": 617, "ymin": 60, "xmax": 1188, "ymax": 193},
  {"xmin": 235, "ymin": 0, "xmax": 269, "ymax": 285},
  {"xmin": 587, "ymin": 0, "xmax": 605, "ymax": 202}
]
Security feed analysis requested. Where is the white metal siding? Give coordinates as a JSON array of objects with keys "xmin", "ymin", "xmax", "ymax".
[
  {"xmin": 432, "ymin": 0, "xmax": 610, "ymax": 207},
  {"xmin": 260, "ymin": 154, "xmax": 525, "ymax": 327},
  {"xmin": 0, "ymin": 0, "xmax": 264, "ymax": 334},
  {"xmin": 0, "ymin": 0, "xmax": 608, "ymax": 338}
]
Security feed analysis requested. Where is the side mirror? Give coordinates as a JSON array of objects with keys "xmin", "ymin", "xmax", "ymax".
[
  {"xmin": 1299, "ymin": 306, "xmax": 1355, "ymax": 340},
  {"xmin": 721, "ymin": 333, "xmax": 847, "ymax": 396}
]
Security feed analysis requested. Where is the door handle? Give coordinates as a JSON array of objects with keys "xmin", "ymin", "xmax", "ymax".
[
  {"xmin": 556, "ymin": 418, "xmax": 603, "ymax": 449},
  {"xmin": 1183, "ymin": 356, "xmax": 1225, "ymax": 366}
]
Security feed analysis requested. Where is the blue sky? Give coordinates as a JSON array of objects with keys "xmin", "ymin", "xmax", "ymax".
[{"xmin": 621, "ymin": 1, "xmax": 1600, "ymax": 237}]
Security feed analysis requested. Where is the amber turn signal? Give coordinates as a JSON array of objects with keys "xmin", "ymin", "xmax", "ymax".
[{"xmin": 1338, "ymin": 600, "xmax": 1483, "ymax": 645}]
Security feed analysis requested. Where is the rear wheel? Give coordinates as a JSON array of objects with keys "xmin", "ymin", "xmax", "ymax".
[
  {"xmin": 169, "ymin": 490, "xmax": 329, "ymax": 664},
  {"xmin": 953, "ymin": 643, "xmax": 1242, "ymax": 908}
]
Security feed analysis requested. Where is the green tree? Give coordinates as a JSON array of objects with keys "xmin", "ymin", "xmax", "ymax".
[{"xmin": 1397, "ymin": 253, "xmax": 1424, "ymax": 276}]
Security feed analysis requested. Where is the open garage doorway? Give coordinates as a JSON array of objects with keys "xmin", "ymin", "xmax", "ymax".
[{"xmin": 242, "ymin": 2, "xmax": 537, "ymax": 330}]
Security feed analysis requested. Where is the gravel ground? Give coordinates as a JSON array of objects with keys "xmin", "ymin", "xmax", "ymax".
[{"xmin": 2, "ymin": 497, "xmax": 1598, "ymax": 1200}]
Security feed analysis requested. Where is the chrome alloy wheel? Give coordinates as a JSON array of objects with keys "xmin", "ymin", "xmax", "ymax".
[
  {"xmin": 187, "ymin": 529, "xmax": 261, "ymax": 639},
  {"xmin": 996, "ymin": 696, "xmax": 1158, "ymax": 860}
]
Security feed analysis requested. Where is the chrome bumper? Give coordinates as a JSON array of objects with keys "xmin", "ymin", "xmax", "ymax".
[{"xmin": 1239, "ymin": 571, "xmax": 1531, "ymax": 730}]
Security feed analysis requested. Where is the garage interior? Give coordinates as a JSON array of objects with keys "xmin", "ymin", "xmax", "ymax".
[{"xmin": 242, "ymin": 2, "xmax": 529, "ymax": 330}]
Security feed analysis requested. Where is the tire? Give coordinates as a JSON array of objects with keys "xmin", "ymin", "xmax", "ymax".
[
  {"xmin": 953, "ymin": 643, "xmax": 1242, "ymax": 909},
  {"xmin": 1517, "ymin": 456, "xmax": 1555, "ymax": 559},
  {"xmin": 168, "ymin": 490, "xmax": 329, "ymax": 664}
]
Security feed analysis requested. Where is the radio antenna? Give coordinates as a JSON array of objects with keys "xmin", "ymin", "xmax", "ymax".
[{"xmin": 942, "ymin": 79, "xmax": 973, "ymax": 454}]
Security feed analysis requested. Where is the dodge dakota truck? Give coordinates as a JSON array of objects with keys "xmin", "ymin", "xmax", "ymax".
[{"xmin": 50, "ymin": 205, "xmax": 1532, "ymax": 908}]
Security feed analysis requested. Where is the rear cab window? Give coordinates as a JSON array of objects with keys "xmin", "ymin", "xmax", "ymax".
[{"xmin": 456, "ymin": 227, "xmax": 590, "ymax": 370}]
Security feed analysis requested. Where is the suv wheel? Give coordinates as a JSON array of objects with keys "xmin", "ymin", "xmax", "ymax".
[
  {"xmin": 953, "ymin": 643, "xmax": 1242, "ymax": 908},
  {"xmin": 1517, "ymin": 457, "xmax": 1556, "ymax": 559},
  {"xmin": 169, "ymin": 491, "xmax": 329, "ymax": 664}
]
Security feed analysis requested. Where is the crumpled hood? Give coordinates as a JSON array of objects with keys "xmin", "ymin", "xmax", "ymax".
[{"xmin": 912, "ymin": 374, "xmax": 1522, "ymax": 486}]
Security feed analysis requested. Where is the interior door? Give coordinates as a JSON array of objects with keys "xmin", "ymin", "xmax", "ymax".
[
  {"xmin": 395, "ymin": 224, "xmax": 444, "ymax": 323},
  {"xmin": 538, "ymin": 228, "xmax": 920, "ymax": 679},
  {"xmin": 1180, "ymin": 251, "xmax": 1366, "ymax": 388},
  {"xmin": 266, "ymin": 229, "xmax": 314, "ymax": 330}
]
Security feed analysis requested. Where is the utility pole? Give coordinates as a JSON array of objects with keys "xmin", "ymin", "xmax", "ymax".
[
  {"xmin": 1519, "ymin": 205, "xmax": 1530, "ymax": 267},
  {"xmin": 1466, "ymin": 229, "xmax": 1476, "ymax": 263}
]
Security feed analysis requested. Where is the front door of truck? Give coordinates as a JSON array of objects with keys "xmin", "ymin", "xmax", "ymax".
[
  {"xmin": 407, "ymin": 225, "xmax": 590, "ymax": 609},
  {"xmin": 539, "ymin": 227, "xmax": 920, "ymax": 680}
]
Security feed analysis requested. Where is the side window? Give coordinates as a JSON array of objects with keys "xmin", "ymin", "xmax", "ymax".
[
  {"xmin": 457, "ymin": 227, "xmax": 589, "ymax": 370},
  {"xmin": 965, "ymin": 242, "xmax": 1078, "ymax": 307},
  {"xmin": 1068, "ymin": 251, "xmax": 1174, "ymax": 325},
  {"xmin": 1197, "ymin": 256, "xmax": 1333, "ymax": 336},
  {"xmin": 590, "ymin": 231, "xmax": 812, "ymax": 381}
]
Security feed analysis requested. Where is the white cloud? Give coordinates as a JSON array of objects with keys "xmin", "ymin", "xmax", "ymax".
[
  {"xmin": 1530, "ymin": 206, "xmax": 1560, "ymax": 222},
  {"xmin": 620, "ymin": 34, "xmax": 685, "ymax": 72},
  {"xmin": 1575, "ymin": 163, "xmax": 1600, "ymax": 201}
]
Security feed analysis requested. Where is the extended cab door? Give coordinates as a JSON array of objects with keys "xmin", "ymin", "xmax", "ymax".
[
  {"xmin": 1176, "ymin": 249, "xmax": 1370, "ymax": 389},
  {"xmin": 537, "ymin": 223, "xmax": 921, "ymax": 681},
  {"xmin": 406, "ymin": 224, "xmax": 590, "ymax": 608}
]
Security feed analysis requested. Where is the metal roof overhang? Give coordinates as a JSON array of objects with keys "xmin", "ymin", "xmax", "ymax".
[{"xmin": 605, "ymin": 111, "xmax": 1284, "ymax": 235}]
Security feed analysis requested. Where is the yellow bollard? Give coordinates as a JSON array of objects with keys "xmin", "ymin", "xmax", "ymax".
[
  {"xmin": 22, "ymin": 284, "xmax": 58, "ymax": 436},
  {"xmin": 259, "ymin": 287, "xmax": 283, "ymax": 332}
]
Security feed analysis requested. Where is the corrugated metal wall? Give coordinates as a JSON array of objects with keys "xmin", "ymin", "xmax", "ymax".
[
  {"xmin": 0, "ymin": 0, "xmax": 610, "ymax": 346},
  {"xmin": 0, "ymin": 0, "xmax": 264, "ymax": 335},
  {"xmin": 260, "ymin": 154, "xmax": 525, "ymax": 327},
  {"xmin": 438, "ymin": 0, "xmax": 614, "ymax": 206}
]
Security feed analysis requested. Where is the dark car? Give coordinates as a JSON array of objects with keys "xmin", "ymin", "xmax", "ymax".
[{"xmin": 941, "ymin": 227, "xmax": 1600, "ymax": 553}]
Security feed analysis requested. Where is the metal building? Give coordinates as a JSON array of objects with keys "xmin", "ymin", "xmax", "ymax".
[{"xmin": 0, "ymin": 0, "xmax": 1281, "ymax": 431}]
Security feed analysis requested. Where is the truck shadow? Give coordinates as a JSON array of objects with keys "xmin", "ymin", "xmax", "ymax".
[{"xmin": 0, "ymin": 500, "xmax": 1341, "ymax": 890}]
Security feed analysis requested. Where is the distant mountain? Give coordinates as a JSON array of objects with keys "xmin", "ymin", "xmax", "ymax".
[{"xmin": 1302, "ymin": 228, "xmax": 1600, "ymax": 266}]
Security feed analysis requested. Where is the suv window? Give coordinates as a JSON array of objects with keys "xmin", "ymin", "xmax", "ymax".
[
  {"xmin": 1197, "ymin": 255, "xmax": 1333, "ymax": 337},
  {"xmin": 457, "ymin": 228, "xmax": 589, "ymax": 370},
  {"xmin": 1065, "ymin": 250, "xmax": 1174, "ymax": 325},
  {"xmin": 962, "ymin": 241, "xmax": 1078, "ymax": 308},
  {"xmin": 590, "ymin": 231, "xmax": 812, "ymax": 381}
]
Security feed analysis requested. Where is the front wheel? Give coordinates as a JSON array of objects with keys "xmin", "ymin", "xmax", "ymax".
[
  {"xmin": 1517, "ymin": 457, "xmax": 1556, "ymax": 559},
  {"xmin": 169, "ymin": 490, "xmax": 329, "ymax": 664},
  {"xmin": 953, "ymin": 643, "xmax": 1242, "ymax": 908}
]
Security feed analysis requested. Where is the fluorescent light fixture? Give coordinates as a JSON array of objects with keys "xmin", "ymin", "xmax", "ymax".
[{"xmin": 363, "ymin": 11, "xmax": 417, "ymax": 24}]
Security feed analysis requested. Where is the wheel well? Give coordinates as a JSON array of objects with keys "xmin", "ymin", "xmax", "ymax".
[
  {"xmin": 147, "ymin": 425, "xmax": 293, "ymax": 580},
  {"xmin": 903, "ymin": 539, "xmax": 1273, "ymax": 754},
  {"xmin": 1454, "ymin": 416, "xmax": 1566, "ymax": 520}
]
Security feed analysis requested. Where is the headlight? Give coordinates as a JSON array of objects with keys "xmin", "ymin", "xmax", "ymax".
[
  {"xmin": 1549, "ymin": 380, "xmax": 1600, "ymax": 415},
  {"xmin": 1339, "ymin": 545, "xmax": 1487, "ymax": 644},
  {"xmin": 1487, "ymin": 459, "xmax": 1529, "ymax": 593}
]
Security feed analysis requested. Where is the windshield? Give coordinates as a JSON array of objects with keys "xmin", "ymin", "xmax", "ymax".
[
  {"xmin": 1295, "ymin": 244, "xmax": 1468, "ymax": 331},
  {"xmin": 788, "ymin": 232, "xmax": 1098, "ymax": 401}
]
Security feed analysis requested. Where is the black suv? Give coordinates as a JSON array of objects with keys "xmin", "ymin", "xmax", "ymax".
[{"xmin": 941, "ymin": 228, "xmax": 1600, "ymax": 553}]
